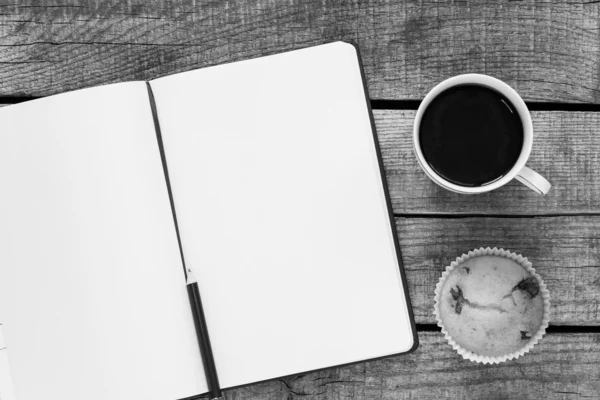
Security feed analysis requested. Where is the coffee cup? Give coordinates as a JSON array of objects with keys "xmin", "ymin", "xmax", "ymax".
[{"xmin": 413, "ymin": 74, "xmax": 551, "ymax": 195}]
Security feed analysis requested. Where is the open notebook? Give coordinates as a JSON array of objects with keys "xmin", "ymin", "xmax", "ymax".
[{"xmin": 0, "ymin": 42, "xmax": 416, "ymax": 400}]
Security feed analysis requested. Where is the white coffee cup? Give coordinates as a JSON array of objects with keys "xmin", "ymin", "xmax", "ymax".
[{"xmin": 413, "ymin": 74, "xmax": 551, "ymax": 195}]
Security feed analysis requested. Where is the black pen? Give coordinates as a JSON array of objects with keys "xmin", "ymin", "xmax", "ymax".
[{"xmin": 186, "ymin": 267, "xmax": 222, "ymax": 400}]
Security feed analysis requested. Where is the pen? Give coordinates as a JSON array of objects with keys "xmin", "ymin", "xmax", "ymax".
[{"xmin": 186, "ymin": 268, "xmax": 222, "ymax": 400}]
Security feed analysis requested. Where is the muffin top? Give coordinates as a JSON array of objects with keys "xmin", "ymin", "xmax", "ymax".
[{"xmin": 438, "ymin": 255, "xmax": 545, "ymax": 357}]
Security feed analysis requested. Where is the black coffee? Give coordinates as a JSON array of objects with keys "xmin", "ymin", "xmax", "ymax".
[{"xmin": 419, "ymin": 84, "xmax": 524, "ymax": 187}]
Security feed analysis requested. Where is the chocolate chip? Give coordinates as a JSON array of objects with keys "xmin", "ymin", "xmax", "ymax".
[
  {"xmin": 520, "ymin": 330, "xmax": 531, "ymax": 340},
  {"xmin": 450, "ymin": 285, "xmax": 466, "ymax": 314},
  {"xmin": 464, "ymin": 267, "xmax": 470, "ymax": 274},
  {"xmin": 450, "ymin": 286, "xmax": 462, "ymax": 300},
  {"xmin": 514, "ymin": 277, "xmax": 540, "ymax": 298}
]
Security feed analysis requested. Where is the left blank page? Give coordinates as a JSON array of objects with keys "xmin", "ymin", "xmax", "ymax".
[{"xmin": 0, "ymin": 83, "xmax": 206, "ymax": 400}]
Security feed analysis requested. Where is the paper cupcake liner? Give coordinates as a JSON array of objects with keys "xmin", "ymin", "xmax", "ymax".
[{"xmin": 433, "ymin": 247, "xmax": 551, "ymax": 364}]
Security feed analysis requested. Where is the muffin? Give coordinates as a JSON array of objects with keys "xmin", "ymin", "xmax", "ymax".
[{"xmin": 434, "ymin": 247, "xmax": 550, "ymax": 363}]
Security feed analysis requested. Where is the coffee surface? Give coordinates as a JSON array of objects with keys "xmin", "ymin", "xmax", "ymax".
[{"xmin": 419, "ymin": 84, "xmax": 524, "ymax": 187}]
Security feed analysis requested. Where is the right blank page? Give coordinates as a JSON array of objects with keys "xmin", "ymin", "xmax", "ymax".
[{"xmin": 150, "ymin": 42, "xmax": 416, "ymax": 389}]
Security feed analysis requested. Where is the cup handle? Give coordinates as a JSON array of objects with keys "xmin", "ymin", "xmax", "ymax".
[{"xmin": 515, "ymin": 166, "xmax": 551, "ymax": 195}]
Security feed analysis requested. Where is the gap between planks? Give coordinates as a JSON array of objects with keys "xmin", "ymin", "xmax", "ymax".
[
  {"xmin": 371, "ymin": 100, "xmax": 600, "ymax": 111},
  {"xmin": 394, "ymin": 213, "xmax": 600, "ymax": 218},
  {"xmin": 3, "ymin": 97, "xmax": 600, "ymax": 112},
  {"xmin": 415, "ymin": 324, "xmax": 600, "ymax": 334}
]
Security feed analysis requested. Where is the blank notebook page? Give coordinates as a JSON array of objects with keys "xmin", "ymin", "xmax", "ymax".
[
  {"xmin": 150, "ymin": 42, "xmax": 415, "ymax": 389},
  {"xmin": 0, "ymin": 83, "xmax": 206, "ymax": 400}
]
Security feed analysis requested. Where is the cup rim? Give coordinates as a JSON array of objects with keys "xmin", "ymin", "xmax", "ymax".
[{"xmin": 413, "ymin": 74, "xmax": 533, "ymax": 194}]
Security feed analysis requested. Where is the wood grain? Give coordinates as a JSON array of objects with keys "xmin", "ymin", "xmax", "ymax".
[
  {"xmin": 0, "ymin": 103, "xmax": 595, "ymax": 215},
  {"xmin": 1, "ymin": 3, "xmax": 598, "ymax": 396},
  {"xmin": 398, "ymin": 216, "xmax": 600, "ymax": 326},
  {"xmin": 223, "ymin": 332, "xmax": 600, "ymax": 400},
  {"xmin": 0, "ymin": 1, "xmax": 600, "ymax": 101},
  {"xmin": 375, "ymin": 110, "xmax": 600, "ymax": 215},
  {"xmin": 0, "ymin": 105, "xmax": 595, "ymax": 323}
]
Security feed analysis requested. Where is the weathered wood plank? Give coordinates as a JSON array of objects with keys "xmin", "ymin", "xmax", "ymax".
[
  {"xmin": 0, "ymin": 104, "xmax": 595, "ymax": 214},
  {"xmin": 0, "ymin": 1, "xmax": 599, "ymax": 101},
  {"xmin": 400, "ymin": 216, "xmax": 600, "ymax": 326},
  {"xmin": 375, "ymin": 110, "xmax": 600, "ymax": 215},
  {"xmin": 223, "ymin": 332, "xmax": 600, "ymax": 400},
  {"xmin": 0, "ymin": 102, "xmax": 596, "ymax": 324}
]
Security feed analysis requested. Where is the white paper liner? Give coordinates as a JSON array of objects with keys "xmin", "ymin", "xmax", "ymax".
[{"xmin": 433, "ymin": 247, "xmax": 551, "ymax": 364}]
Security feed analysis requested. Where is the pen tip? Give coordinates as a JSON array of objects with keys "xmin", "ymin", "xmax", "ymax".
[{"xmin": 186, "ymin": 268, "xmax": 197, "ymax": 284}]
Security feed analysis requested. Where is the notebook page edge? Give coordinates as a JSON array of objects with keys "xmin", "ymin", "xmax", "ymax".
[
  {"xmin": 350, "ymin": 41, "xmax": 419, "ymax": 354},
  {"xmin": 149, "ymin": 41, "xmax": 418, "ymax": 390},
  {"xmin": 0, "ymin": 82, "xmax": 207, "ymax": 399}
]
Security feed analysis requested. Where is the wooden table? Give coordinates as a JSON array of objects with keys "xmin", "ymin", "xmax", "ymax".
[{"xmin": 1, "ymin": 1, "xmax": 599, "ymax": 399}]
